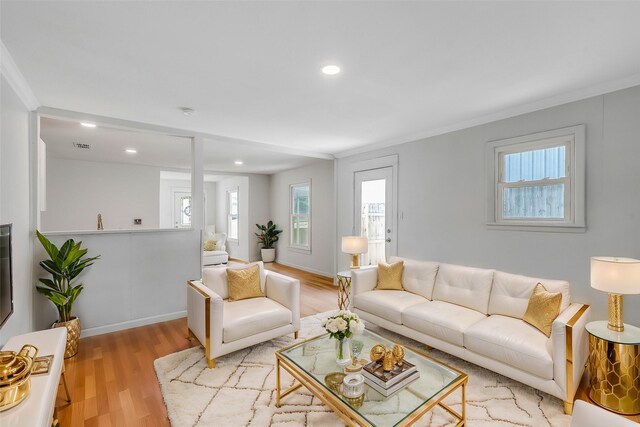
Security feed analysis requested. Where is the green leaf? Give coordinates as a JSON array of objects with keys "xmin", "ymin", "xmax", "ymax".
[{"xmin": 36, "ymin": 230, "xmax": 59, "ymax": 260}]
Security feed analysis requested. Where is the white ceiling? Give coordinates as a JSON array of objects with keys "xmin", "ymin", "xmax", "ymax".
[
  {"xmin": 4, "ymin": 2, "xmax": 640, "ymax": 156},
  {"xmin": 40, "ymin": 117, "xmax": 319, "ymax": 173}
]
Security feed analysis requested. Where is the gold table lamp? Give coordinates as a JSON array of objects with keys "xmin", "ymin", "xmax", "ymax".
[
  {"xmin": 341, "ymin": 236, "xmax": 368, "ymax": 269},
  {"xmin": 590, "ymin": 257, "xmax": 640, "ymax": 332}
]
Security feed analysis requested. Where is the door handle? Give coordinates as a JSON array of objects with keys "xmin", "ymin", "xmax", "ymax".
[{"xmin": 386, "ymin": 238, "xmax": 391, "ymax": 243}]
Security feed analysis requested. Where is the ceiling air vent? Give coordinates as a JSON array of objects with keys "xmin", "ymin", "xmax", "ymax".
[{"xmin": 73, "ymin": 142, "xmax": 91, "ymax": 149}]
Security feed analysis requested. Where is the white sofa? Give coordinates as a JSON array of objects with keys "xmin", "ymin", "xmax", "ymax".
[
  {"xmin": 351, "ymin": 256, "xmax": 591, "ymax": 414},
  {"xmin": 187, "ymin": 262, "xmax": 300, "ymax": 368}
]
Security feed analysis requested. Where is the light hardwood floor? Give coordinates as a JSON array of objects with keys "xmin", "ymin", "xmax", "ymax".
[
  {"xmin": 54, "ymin": 263, "xmax": 336, "ymax": 426},
  {"xmin": 53, "ymin": 263, "xmax": 638, "ymax": 425}
]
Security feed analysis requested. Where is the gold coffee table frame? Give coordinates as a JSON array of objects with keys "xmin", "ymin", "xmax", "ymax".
[{"xmin": 275, "ymin": 333, "xmax": 468, "ymax": 426}]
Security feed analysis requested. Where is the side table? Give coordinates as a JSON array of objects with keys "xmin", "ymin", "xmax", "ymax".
[
  {"xmin": 336, "ymin": 270, "xmax": 351, "ymax": 310},
  {"xmin": 585, "ymin": 320, "xmax": 640, "ymax": 415}
]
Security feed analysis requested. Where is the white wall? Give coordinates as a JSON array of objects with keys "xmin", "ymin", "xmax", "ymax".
[
  {"xmin": 271, "ymin": 160, "xmax": 335, "ymax": 276},
  {"xmin": 0, "ymin": 75, "xmax": 33, "ymax": 345},
  {"xmin": 41, "ymin": 158, "xmax": 160, "ymax": 231},
  {"xmin": 32, "ymin": 229, "xmax": 200, "ymax": 336},
  {"xmin": 337, "ymin": 85, "xmax": 640, "ymax": 325},
  {"xmin": 248, "ymin": 174, "xmax": 271, "ymax": 262}
]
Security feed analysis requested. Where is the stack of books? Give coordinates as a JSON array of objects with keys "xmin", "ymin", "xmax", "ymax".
[{"xmin": 362, "ymin": 359, "xmax": 419, "ymax": 397}]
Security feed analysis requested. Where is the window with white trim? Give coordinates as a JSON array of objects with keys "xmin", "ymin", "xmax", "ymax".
[
  {"xmin": 227, "ymin": 189, "xmax": 239, "ymax": 241},
  {"xmin": 487, "ymin": 125, "xmax": 585, "ymax": 231},
  {"xmin": 290, "ymin": 182, "xmax": 311, "ymax": 251}
]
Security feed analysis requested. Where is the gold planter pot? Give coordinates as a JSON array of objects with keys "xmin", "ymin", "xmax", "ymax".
[{"xmin": 53, "ymin": 317, "xmax": 81, "ymax": 358}]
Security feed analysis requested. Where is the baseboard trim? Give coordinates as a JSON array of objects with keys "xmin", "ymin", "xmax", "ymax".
[
  {"xmin": 274, "ymin": 260, "xmax": 334, "ymax": 280},
  {"xmin": 81, "ymin": 310, "xmax": 187, "ymax": 338}
]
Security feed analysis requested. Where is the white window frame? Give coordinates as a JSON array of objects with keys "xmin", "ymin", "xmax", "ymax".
[
  {"xmin": 289, "ymin": 181, "xmax": 311, "ymax": 253},
  {"xmin": 227, "ymin": 188, "xmax": 239, "ymax": 242},
  {"xmin": 486, "ymin": 125, "xmax": 585, "ymax": 232}
]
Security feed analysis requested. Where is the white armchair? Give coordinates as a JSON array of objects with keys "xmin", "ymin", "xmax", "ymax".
[
  {"xmin": 202, "ymin": 232, "xmax": 229, "ymax": 266},
  {"xmin": 187, "ymin": 262, "xmax": 300, "ymax": 368}
]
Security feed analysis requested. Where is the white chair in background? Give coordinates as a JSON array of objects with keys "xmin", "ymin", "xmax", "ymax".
[{"xmin": 202, "ymin": 226, "xmax": 229, "ymax": 266}]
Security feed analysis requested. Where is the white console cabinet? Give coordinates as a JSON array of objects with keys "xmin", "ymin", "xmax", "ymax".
[{"xmin": 1, "ymin": 328, "xmax": 71, "ymax": 427}]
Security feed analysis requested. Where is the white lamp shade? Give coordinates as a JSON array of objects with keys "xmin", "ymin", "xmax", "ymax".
[
  {"xmin": 341, "ymin": 236, "xmax": 368, "ymax": 255},
  {"xmin": 591, "ymin": 257, "xmax": 640, "ymax": 295}
]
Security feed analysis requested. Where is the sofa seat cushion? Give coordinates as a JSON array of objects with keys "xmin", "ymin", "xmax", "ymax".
[
  {"xmin": 223, "ymin": 297, "xmax": 291, "ymax": 343},
  {"xmin": 464, "ymin": 315, "xmax": 553, "ymax": 380},
  {"xmin": 354, "ymin": 290, "xmax": 427, "ymax": 324},
  {"xmin": 402, "ymin": 301, "xmax": 486, "ymax": 347}
]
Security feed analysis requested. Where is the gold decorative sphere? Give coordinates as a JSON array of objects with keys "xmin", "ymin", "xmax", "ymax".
[
  {"xmin": 392, "ymin": 345, "xmax": 405, "ymax": 363},
  {"xmin": 370, "ymin": 344, "xmax": 386, "ymax": 362}
]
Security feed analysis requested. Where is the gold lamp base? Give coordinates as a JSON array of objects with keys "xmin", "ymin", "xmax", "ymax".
[
  {"xmin": 608, "ymin": 293, "xmax": 624, "ymax": 332},
  {"xmin": 350, "ymin": 254, "xmax": 360, "ymax": 269}
]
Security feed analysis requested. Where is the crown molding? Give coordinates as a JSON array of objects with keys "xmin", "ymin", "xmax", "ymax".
[
  {"xmin": 1, "ymin": 40, "xmax": 40, "ymax": 110},
  {"xmin": 334, "ymin": 73, "xmax": 640, "ymax": 159}
]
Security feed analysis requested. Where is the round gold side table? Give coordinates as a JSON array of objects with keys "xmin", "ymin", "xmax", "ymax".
[
  {"xmin": 586, "ymin": 320, "xmax": 640, "ymax": 415},
  {"xmin": 337, "ymin": 270, "xmax": 352, "ymax": 310}
]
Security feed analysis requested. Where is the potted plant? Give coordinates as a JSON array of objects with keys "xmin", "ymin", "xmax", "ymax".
[
  {"xmin": 255, "ymin": 221, "xmax": 282, "ymax": 263},
  {"xmin": 35, "ymin": 230, "xmax": 100, "ymax": 358}
]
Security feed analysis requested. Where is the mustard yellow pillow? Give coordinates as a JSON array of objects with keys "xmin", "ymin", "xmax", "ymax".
[
  {"xmin": 523, "ymin": 283, "xmax": 562, "ymax": 337},
  {"xmin": 375, "ymin": 261, "xmax": 404, "ymax": 291},
  {"xmin": 227, "ymin": 265, "xmax": 264, "ymax": 301},
  {"xmin": 203, "ymin": 239, "xmax": 217, "ymax": 251}
]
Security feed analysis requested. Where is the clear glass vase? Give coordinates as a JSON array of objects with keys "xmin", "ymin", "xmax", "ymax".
[{"xmin": 335, "ymin": 337, "xmax": 351, "ymax": 366}]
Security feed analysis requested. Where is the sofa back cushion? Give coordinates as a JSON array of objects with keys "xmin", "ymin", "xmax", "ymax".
[
  {"xmin": 488, "ymin": 271, "xmax": 570, "ymax": 319},
  {"xmin": 389, "ymin": 256, "xmax": 439, "ymax": 300},
  {"xmin": 432, "ymin": 263, "xmax": 495, "ymax": 314},
  {"xmin": 202, "ymin": 261, "xmax": 266, "ymax": 299}
]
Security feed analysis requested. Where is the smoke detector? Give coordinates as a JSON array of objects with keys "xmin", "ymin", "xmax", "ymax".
[
  {"xmin": 180, "ymin": 107, "xmax": 195, "ymax": 116},
  {"xmin": 73, "ymin": 142, "xmax": 91, "ymax": 149}
]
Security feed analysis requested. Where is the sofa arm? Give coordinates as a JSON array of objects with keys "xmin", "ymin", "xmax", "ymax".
[
  {"xmin": 266, "ymin": 271, "xmax": 300, "ymax": 331},
  {"xmin": 551, "ymin": 303, "xmax": 591, "ymax": 410},
  {"xmin": 351, "ymin": 268, "xmax": 377, "ymax": 299},
  {"xmin": 187, "ymin": 280, "xmax": 224, "ymax": 363}
]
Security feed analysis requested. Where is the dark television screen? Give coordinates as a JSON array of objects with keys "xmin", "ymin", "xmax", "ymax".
[{"xmin": 0, "ymin": 224, "xmax": 13, "ymax": 328}]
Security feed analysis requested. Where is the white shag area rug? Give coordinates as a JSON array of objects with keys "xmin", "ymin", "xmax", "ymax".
[{"xmin": 154, "ymin": 312, "xmax": 571, "ymax": 427}]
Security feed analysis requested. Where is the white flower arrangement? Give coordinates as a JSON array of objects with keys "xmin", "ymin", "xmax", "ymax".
[{"xmin": 321, "ymin": 310, "xmax": 365, "ymax": 341}]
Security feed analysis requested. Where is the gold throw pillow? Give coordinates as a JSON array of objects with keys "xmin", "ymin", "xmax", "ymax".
[
  {"xmin": 203, "ymin": 240, "xmax": 217, "ymax": 251},
  {"xmin": 375, "ymin": 261, "xmax": 404, "ymax": 291},
  {"xmin": 523, "ymin": 283, "xmax": 562, "ymax": 337},
  {"xmin": 227, "ymin": 265, "xmax": 264, "ymax": 301}
]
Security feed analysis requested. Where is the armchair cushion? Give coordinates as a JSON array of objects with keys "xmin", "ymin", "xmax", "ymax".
[
  {"xmin": 223, "ymin": 298, "xmax": 292, "ymax": 343},
  {"xmin": 353, "ymin": 290, "xmax": 427, "ymax": 324},
  {"xmin": 465, "ymin": 315, "xmax": 553, "ymax": 379}
]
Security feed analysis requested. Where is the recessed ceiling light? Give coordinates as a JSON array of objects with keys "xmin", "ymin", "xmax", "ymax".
[
  {"xmin": 80, "ymin": 122, "xmax": 96, "ymax": 128},
  {"xmin": 321, "ymin": 65, "xmax": 341, "ymax": 75},
  {"xmin": 181, "ymin": 107, "xmax": 195, "ymax": 116},
  {"xmin": 234, "ymin": 160, "xmax": 243, "ymax": 165},
  {"xmin": 125, "ymin": 149, "xmax": 137, "ymax": 154}
]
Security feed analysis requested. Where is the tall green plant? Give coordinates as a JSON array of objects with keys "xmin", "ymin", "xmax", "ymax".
[
  {"xmin": 255, "ymin": 221, "xmax": 282, "ymax": 249},
  {"xmin": 35, "ymin": 230, "xmax": 100, "ymax": 322}
]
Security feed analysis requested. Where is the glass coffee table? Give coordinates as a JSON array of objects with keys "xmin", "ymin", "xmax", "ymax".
[{"xmin": 275, "ymin": 329, "xmax": 467, "ymax": 426}]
